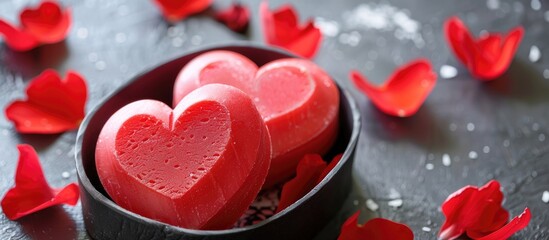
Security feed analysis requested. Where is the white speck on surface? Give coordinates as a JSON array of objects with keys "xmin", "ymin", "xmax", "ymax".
[
  {"xmin": 529, "ymin": 45, "xmax": 541, "ymax": 62},
  {"xmin": 314, "ymin": 17, "xmax": 340, "ymax": 37},
  {"xmin": 88, "ymin": 53, "xmax": 98, "ymax": 62},
  {"xmin": 172, "ymin": 37, "xmax": 184, "ymax": 47},
  {"xmin": 440, "ymin": 65, "xmax": 458, "ymax": 79},
  {"xmin": 422, "ymin": 226, "xmax": 432, "ymax": 232},
  {"xmin": 539, "ymin": 134, "xmax": 546, "ymax": 142},
  {"xmin": 343, "ymin": 3, "xmax": 424, "ymax": 47},
  {"xmin": 77, "ymin": 27, "xmax": 89, "ymax": 39},
  {"xmin": 95, "ymin": 61, "xmax": 106, "ymax": 71},
  {"xmin": 353, "ymin": 200, "xmax": 359, "ymax": 206},
  {"xmin": 115, "ymin": 32, "xmax": 127, "ymax": 43},
  {"xmin": 467, "ymin": 123, "xmax": 475, "ymax": 132},
  {"xmin": 469, "ymin": 151, "xmax": 478, "ymax": 159},
  {"xmin": 338, "ymin": 31, "xmax": 361, "ymax": 47},
  {"xmin": 487, "ymin": 0, "xmax": 500, "ymax": 10},
  {"xmin": 503, "ymin": 139, "xmax": 511, "ymax": 147},
  {"xmin": 191, "ymin": 35, "xmax": 202, "ymax": 45},
  {"xmin": 532, "ymin": 123, "xmax": 540, "ymax": 131},
  {"xmin": 449, "ymin": 123, "xmax": 458, "ymax": 131},
  {"xmin": 531, "ymin": 0, "xmax": 541, "ymax": 10},
  {"xmin": 366, "ymin": 199, "xmax": 379, "ymax": 211},
  {"xmin": 425, "ymin": 163, "xmax": 434, "ymax": 170},
  {"xmin": 483, "ymin": 146, "xmax": 490, "ymax": 153},
  {"xmin": 397, "ymin": 109, "xmax": 405, "ymax": 117},
  {"xmin": 388, "ymin": 199, "xmax": 403, "ymax": 208},
  {"xmin": 62, "ymin": 171, "xmax": 70, "ymax": 179},
  {"xmin": 442, "ymin": 154, "xmax": 451, "ymax": 166},
  {"xmin": 2, "ymin": 129, "xmax": 9, "ymax": 136},
  {"xmin": 542, "ymin": 191, "xmax": 549, "ymax": 203},
  {"xmin": 544, "ymin": 69, "xmax": 549, "ymax": 79}
]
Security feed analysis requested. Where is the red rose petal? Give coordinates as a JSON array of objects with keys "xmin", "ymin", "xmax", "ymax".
[
  {"xmin": 5, "ymin": 69, "xmax": 87, "ymax": 134},
  {"xmin": 476, "ymin": 208, "xmax": 531, "ymax": 240},
  {"xmin": 1, "ymin": 144, "xmax": 79, "ymax": 220},
  {"xmin": 276, "ymin": 154, "xmax": 327, "ymax": 213},
  {"xmin": 215, "ymin": 3, "xmax": 249, "ymax": 33},
  {"xmin": 0, "ymin": 20, "xmax": 40, "ymax": 51},
  {"xmin": 19, "ymin": 1, "xmax": 71, "ymax": 44},
  {"xmin": 338, "ymin": 211, "xmax": 414, "ymax": 240},
  {"xmin": 317, "ymin": 154, "xmax": 343, "ymax": 183},
  {"xmin": 0, "ymin": 1, "xmax": 70, "ymax": 51},
  {"xmin": 444, "ymin": 16, "xmax": 524, "ymax": 80},
  {"xmin": 260, "ymin": 1, "xmax": 322, "ymax": 58},
  {"xmin": 438, "ymin": 180, "xmax": 531, "ymax": 240},
  {"xmin": 350, "ymin": 59, "xmax": 437, "ymax": 117},
  {"xmin": 153, "ymin": 0, "xmax": 212, "ymax": 22}
]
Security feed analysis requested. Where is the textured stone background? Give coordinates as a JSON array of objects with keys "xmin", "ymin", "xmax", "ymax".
[{"xmin": 0, "ymin": 0, "xmax": 548, "ymax": 239}]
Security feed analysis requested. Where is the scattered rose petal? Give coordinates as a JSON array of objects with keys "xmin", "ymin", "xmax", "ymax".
[
  {"xmin": 317, "ymin": 153, "xmax": 343, "ymax": 183},
  {"xmin": 0, "ymin": 1, "xmax": 71, "ymax": 51},
  {"xmin": 215, "ymin": 3, "xmax": 249, "ymax": 33},
  {"xmin": 475, "ymin": 208, "xmax": 531, "ymax": 240},
  {"xmin": 276, "ymin": 154, "xmax": 342, "ymax": 213},
  {"xmin": 350, "ymin": 59, "xmax": 437, "ymax": 117},
  {"xmin": 5, "ymin": 69, "xmax": 87, "ymax": 134},
  {"xmin": 1, "ymin": 144, "xmax": 80, "ymax": 220},
  {"xmin": 153, "ymin": 0, "xmax": 212, "ymax": 22},
  {"xmin": 260, "ymin": 1, "xmax": 322, "ymax": 58},
  {"xmin": 444, "ymin": 16, "xmax": 524, "ymax": 80},
  {"xmin": 276, "ymin": 154, "xmax": 326, "ymax": 213},
  {"xmin": 439, "ymin": 180, "xmax": 531, "ymax": 240},
  {"xmin": 338, "ymin": 211, "xmax": 414, "ymax": 240}
]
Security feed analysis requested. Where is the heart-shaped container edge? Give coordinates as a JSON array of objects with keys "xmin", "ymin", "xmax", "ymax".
[{"xmin": 75, "ymin": 43, "xmax": 360, "ymax": 240}]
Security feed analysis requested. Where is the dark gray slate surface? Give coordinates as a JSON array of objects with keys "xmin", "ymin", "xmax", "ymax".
[{"xmin": 0, "ymin": 0, "xmax": 548, "ymax": 239}]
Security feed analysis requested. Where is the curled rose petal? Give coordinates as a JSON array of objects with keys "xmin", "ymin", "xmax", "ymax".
[
  {"xmin": 5, "ymin": 69, "xmax": 87, "ymax": 134},
  {"xmin": 0, "ymin": 1, "xmax": 71, "ymax": 51},
  {"xmin": 276, "ymin": 154, "xmax": 326, "ymax": 213},
  {"xmin": 439, "ymin": 180, "xmax": 530, "ymax": 240},
  {"xmin": 444, "ymin": 16, "xmax": 524, "ymax": 80},
  {"xmin": 153, "ymin": 0, "xmax": 212, "ymax": 22},
  {"xmin": 0, "ymin": 20, "xmax": 39, "ymax": 51},
  {"xmin": 260, "ymin": 1, "xmax": 322, "ymax": 58},
  {"xmin": 476, "ymin": 208, "xmax": 531, "ymax": 240},
  {"xmin": 338, "ymin": 211, "xmax": 414, "ymax": 240},
  {"xmin": 215, "ymin": 3, "xmax": 249, "ymax": 33},
  {"xmin": 276, "ymin": 154, "xmax": 342, "ymax": 213},
  {"xmin": 350, "ymin": 59, "xmax": 437, "ymax": 117},
  {"xmin": 317, "ymin": 153, "xmax": 343, "ymax": 183},
  {"xmin": 1, "ymin": 144, "xmax": 80, "ymax": 220}
]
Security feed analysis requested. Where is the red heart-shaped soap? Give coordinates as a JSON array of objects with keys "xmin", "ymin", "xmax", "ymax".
[
  {"xmin": 173, "ymin": 51, "xmax": 339, "ymax": 187},
  {"xmin": 96, "ymin": 84, "xmax": 271, "ymax": 230},
  {"xmin": 20, "ymin": 1, "xmax": 71, "ymax": 43}
]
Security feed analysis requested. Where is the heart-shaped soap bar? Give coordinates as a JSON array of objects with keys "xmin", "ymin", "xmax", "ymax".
[
  {"xmin": 173, "ymin": 51, "xmax": 339, "ymax": 187},
  {"xmin": 96, "ymin": 84, "xmax": 271, "ymax": 230}
]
